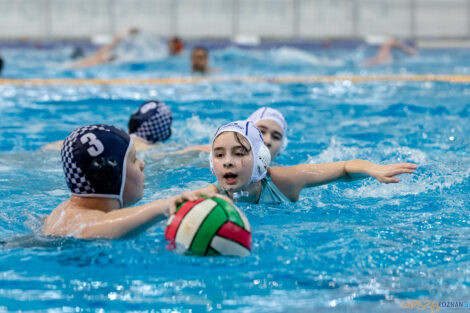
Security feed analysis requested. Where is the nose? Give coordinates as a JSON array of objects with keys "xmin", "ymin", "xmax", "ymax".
[
  {"xmin": 223, "ymin": 155, "xmax": 234, "ymax": 168},
  {"xmin": 263, "ymin": 134, "xmax": 272, "ymax": 147},
  {"xmin": 140, "ymin": 159, "xmax": 146, "ymax": 171}
]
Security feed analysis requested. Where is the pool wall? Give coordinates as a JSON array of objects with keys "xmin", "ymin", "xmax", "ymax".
[{"xmin": 0, "ymin": 0, "xmax": 469, "ymax": 40}]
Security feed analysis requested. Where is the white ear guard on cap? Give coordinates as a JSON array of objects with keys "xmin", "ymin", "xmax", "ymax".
[{"xmin": 254, "ymin": 145, "xmax": 271, "ymax": 181}]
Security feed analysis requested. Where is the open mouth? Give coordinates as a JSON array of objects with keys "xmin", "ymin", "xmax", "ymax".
[{"xmin": 223, "ymin": 172, "xmax": 238, "ymax": 184}]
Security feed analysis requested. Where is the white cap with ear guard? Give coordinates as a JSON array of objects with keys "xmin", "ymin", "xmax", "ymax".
[{"xmin": 210, "ymin": 120, "xmax": 271, "ymax": 183}]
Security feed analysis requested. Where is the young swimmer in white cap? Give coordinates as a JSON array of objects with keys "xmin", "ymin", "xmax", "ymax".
[
  {"xmin": 42, "ymin": 100, "xmax": 173, "ymax": 152},
  {"xmin": 247, "ymin": 107, "xmax": 287, "ymax": 160},
  {"xmin": 187, "ymin": 121, "xmax": 418, "ymax": 204},
  {"xmin": 174, "ymin": 107, "xmax": 288, "ymax": 162},
  {"xmin": 44, "ymin": 124, "xmax": 220, "ymax": 239}
]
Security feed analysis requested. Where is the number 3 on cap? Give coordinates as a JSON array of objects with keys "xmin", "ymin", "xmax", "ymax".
[{"xmin": 80, "ymin": 133, "xmax": 104, "ymax": 157}]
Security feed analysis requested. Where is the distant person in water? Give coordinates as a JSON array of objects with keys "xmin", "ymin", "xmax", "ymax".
[
  {"xmin": 43, "ymin": 100, "xmax": 172, "ymax": 151},
  {"xmin": 363, "ymin": 38, "xmax": 418, "ymax": 66},
  {"xmin": 70, "ymin": 27, "xmax": 140, "ymax": 68},
  {"xmin": 0, "ymin": 56, "xmax": 4, "ymax": 75},
  {"xmin": 168, "ymin": 36, "xmax": 184, "ymax": 55},
  {"xmin": 192, "ymin": 46, "xmax": 212, "ymax": 73}
]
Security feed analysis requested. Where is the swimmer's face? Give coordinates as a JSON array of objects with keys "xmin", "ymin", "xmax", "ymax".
[
  {"xmin": 192, "ymin": 48, "xmax": 208, "ymax": 73},
  {"xmin": 212, "ymin": 132, "xmax": 254, "ymax": 191},
  {"xmin": 256, "ymin": 119, "xmax": 283, "ymax": 159},
  {"xmin": 122, "ymin": 145, "xmax": 146, "ymax": 206}
]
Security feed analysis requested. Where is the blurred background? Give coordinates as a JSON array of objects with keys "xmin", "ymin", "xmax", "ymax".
[{"xmin": 0, "ymin": 0, "xmax": 469, "ymax": 45}]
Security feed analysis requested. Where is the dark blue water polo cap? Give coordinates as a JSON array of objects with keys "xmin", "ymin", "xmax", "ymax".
[
  {"xmin": 128, "ymin": 100, "xmax": 173, "ymax": 143},
  {"xmin": 61, "ymin": 124, "xmax": 132, "ymax": 207}
]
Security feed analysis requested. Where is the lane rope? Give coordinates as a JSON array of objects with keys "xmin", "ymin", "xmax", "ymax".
[{"xmin": 1, "ymin": 75, "xmax": 470, "ymax": 86}]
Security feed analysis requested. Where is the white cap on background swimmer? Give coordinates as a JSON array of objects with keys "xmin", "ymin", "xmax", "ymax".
[
  {"xmin": 61, "ymin": 124, "xmax": 132, "ymax": 208},
  {"xmin": 210, "ymin": 120, "xmax": 271, "ymax": 183},
  {"xmin": 247, "ymin": 107, "xmax": 288, "ymax": 152},
  {"xmin": 128, "ymin": 100, "xmax": 173, "ymax": 143}
]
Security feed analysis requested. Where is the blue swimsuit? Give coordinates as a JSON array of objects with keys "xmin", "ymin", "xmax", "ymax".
[{"xmin": 215, "ymin": 174, "xmax": 291, "ymax": 205}]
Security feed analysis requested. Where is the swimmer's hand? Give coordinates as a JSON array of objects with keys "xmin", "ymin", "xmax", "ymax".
[
  {"xmin": 368, "ymin": 163, "xmax": 418, "ymax": 183},
  {"xmin": 168, "ymin": 187, "xmax": 232, "ymax": 215}
]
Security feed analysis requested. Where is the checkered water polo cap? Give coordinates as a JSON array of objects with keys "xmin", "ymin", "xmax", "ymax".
[
  {"xmin": 247, "ymin": 107, "xmax": 288, "ymax": 152},
  {"xmin": 128, "ymin": 101, "xmax": 173, "ymax": 143},
  {"xmin": 211, "ymin": 121, "xmax": 271, "ymax": 183},
  {"xmin": 61, "ymin": 124, "xmax": 132, "ymax": 207}
]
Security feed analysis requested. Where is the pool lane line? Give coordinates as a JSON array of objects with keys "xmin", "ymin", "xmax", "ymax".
[{"xmin": 1, "ymin": 75, "xmax": 470, "ymax": 85}]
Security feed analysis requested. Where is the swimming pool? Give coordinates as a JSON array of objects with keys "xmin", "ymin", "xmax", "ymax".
[{"xmin": 0, "ymin": 42, "xmax": 469, "ymax": 312}]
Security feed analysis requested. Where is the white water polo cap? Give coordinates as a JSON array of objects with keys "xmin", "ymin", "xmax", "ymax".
[
  {"xmin": 128, "ymin": 100, "xmax": 173, "ymax": 143},
  {"xmin": 247, "ymin": 107, "xmax": 288, "ymax": 152},
  {"xmin": 61, "ymin": 124, "xmax": 132, "ymax": 207},
  {"xmin": 211, "ymin": 121, "xmax": 271, "ymax": 183}
]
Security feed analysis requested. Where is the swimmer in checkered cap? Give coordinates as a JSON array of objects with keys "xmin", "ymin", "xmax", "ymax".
[
  {"xmin": 44, "ymin": 124, "xmax": 223, "ymax": 239},
  {"xmin": 128, "ymin": 100, "xmax": 173, "ymax": 151},
  {"xmin": 42, "ymin": 100, "xmax": 172, "ymax": 152}
]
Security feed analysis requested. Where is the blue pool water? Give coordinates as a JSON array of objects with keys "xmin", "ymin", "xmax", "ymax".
[{"xmin": 0, "ymin": 41, "xmax": 469, "ymax": 312}]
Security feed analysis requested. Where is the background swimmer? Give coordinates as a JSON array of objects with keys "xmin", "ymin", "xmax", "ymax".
[
  {"xmin": 247, "ymin": 107, "xmax": 287, "ymax": 160},
  {"xmin": 0, "ymin": 55, "xmax": 3, "ymax": 75},
  {"xmin": 188, "ymin": 121, "xmax": 418, "ymax": 204},
  {"xmin": 363, "ymin": 38, "xmax": 418, "ymax": 66},
  {"xmin": 43, "ymin": 100, "xmax": 172, "ymax": 151},
  {"xmin": 43, "ymin": 124, "xmax": 221, "ymax": 239},
  {"xmin": 192, "ymin": 46, "xmax": 218, "ymax": 73},
  {"xmin": 173, "ymin": 107, "xmax": 287, "ymax": 162},
  {"xmin": 168, "ymin": 36, "xmax": 184, "ymax": 55},
  {"xmin": 70, "ymin": 27, "xmax": 140, "ymax": 68}
]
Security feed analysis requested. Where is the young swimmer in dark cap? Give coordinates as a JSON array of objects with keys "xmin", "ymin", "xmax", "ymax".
[
  {"xmin": 42, "ymin": 100, "xmax": 172, "ymax": 151},
  {"xmin": 44, "ymin": 124, "xmax": 219, "ymax": 239},
  {"xmin": 128, "ymin": 100, "xmax": 172, "ymax": 151}
]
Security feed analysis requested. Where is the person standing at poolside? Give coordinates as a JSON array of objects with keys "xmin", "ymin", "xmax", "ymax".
[{"xmin": 43, "ymin": 124, "xmax": 223, "ymax": 239}]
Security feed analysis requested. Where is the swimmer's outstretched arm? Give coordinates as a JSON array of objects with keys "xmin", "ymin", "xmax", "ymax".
[
  {"xmin": 170, "ymin": 144, "xmax": 211, "ymax": 155},
  {"xmin": 72, "ymin": 198, "xmax": 177, "ymax": 239},
  {"xmin": 269, "ymin": 160, "xmax": 418, "ymax": 201}
]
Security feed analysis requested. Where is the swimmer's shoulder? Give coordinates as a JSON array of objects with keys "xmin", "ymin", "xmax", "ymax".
[
  {"xmin": 44, "ymin": 200, "xmax": 100, "ymax": 237},
  {"xmin": 131, "ymin": 136, "xmax": 158, "ymax": 151},
  {"xmin": 42, "ymin": 140, "xmax": 64, "ymax": 151},
  {"xmin": 134, "ymin": 140, "xmax": 156, "ymax": 151},
  {"xmin": 44, "ymin": 200, "xmax": 71, "ymax": 236},
  {"xmin": 267, "ymin": 166, "xmax": 302, "ymax": 202}
]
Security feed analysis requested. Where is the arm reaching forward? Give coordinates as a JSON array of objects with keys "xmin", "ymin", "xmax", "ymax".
[{"xmin": 270, "ymin": 160, "xmax": 418, "ymax": 201}]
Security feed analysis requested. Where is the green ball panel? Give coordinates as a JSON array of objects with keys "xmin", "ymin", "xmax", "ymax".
[
  {"xmin": 211, "ymin": 196, "xmax": 244, "ymax": 228},
  {"xmin": 189, "ymin": 205, "xmax": 228, "ymax": 255}
]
